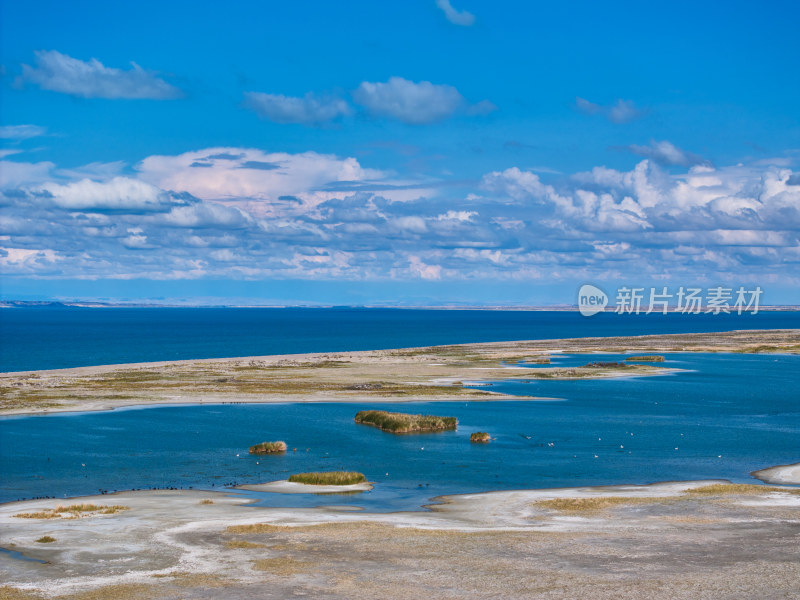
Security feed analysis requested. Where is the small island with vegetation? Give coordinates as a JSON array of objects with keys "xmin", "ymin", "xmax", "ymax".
[
  {"xmin": 288, "ymin": 471, "xmax": 366, "ymax": 485},
  {"xmin": 470, "ymin": 432, "xmax": 491, "ymax": 443},
  {"xmin": 583, "ymin": 361, "xmax": 629, "ymax": 369},
  {"xmin": 248, "ymin": 441, "xmax": 287, "ymax": 454},
  {"xmin": 355, "ymin": 409, "xmax": 457, "ymax": 433},
  {"xmin": 625, "ymin": 355, "xmax": 666, "ymax": 362}
]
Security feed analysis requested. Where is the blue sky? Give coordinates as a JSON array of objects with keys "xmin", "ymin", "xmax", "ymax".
[{"xmin": 1, "ymin": 0, "xmax": 799, "ymax": 305}]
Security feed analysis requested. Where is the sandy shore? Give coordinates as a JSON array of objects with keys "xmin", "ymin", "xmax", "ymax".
[
  {"xmin": 752, "ymin": 462, "xmax": 800, "ymax": 485},
  {"xmin": 1, "ymin": 328, "xmax": 798, "ymax": 416},
  {"xmin": 1, "ymin": 479, "xmax": 799, "ymax": 599},
  {"xmin": 236, "ymin": 481, "xmax": 374, "ymax": 494}
]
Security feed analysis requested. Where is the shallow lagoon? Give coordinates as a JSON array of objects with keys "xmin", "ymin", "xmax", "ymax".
[{"xmin": 0, "ymin": 352, "xmax": 797, "ymax": 511}]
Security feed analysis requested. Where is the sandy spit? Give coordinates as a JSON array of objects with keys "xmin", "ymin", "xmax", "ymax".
[{"xmin": 752, "ymin": 462, "xmax": 800, "ymax": 485}]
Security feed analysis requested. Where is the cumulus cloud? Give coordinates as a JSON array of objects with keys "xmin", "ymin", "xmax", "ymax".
[
  {"xmin": 136, "ymin": 147, "xmax": 384, "ymax": 213},
  {"xmin": 243, "ymin": 91, "xmax": 351, "ymax": 125},
  {"xmin": 435, "ymin": 0, "xmax": 475, "ymax": 26},
  {"xmin": 576, "ymin": 97, "xmax": 645, "ymax": 124},
  {"xmin": 18, "ymin": 50, "xmax": 182, "ymax": 99},
  {"xmin": 353, "ymin": 77, "xmax": 465, "ymax": 124},
  {"xmin": 0, "ymin": 124, "xmax": 47, "ymax": 139},
  {"xmin": 624, "ymin": 140, "xmax": 710, "ymax": 167},
  {"xmin": 162, "ymin": 203, "xmax": 252, "ymax": 228},
  {"xmin": 1, "ymin": 144, "xmax": 798, "ymax": 285},
  {"xmin": 39, "ymin": 177, "xmax": 174, "ymax": 212}
]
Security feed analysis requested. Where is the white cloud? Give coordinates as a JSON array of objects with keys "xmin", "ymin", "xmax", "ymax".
[
  {"xmin": 243, "ymin": 92, "xmax": 351, "ymax": 125},
  {"xmin": 0, "ymin": 124, "xmax": 47, "ymax": 139},
  {"xmin": 625, "ymin": 140, "xmax": 710, "ymax": 167},
  {"xmin": 0, "ymin": 160, "xmax": 55, "ymax": 187},
  {"xmin": 576, "ymin": 97, "xmax": 645, "ymax": 124},
  {"xmin": 0, "ymin": 247, "xmax": 61, "ymax": 272},
  {"xmin": 39, "ymin": 177, "xmax": 171, "ymax": 211},
  {"xmin": 353, "ymin": 77, "xmax": 465, "ymax": 124},
  {"xmin": 55, "ymin": 161, "xmax": 127, "ymax": 181},
  {"xmin": 409, "ymin": 255, "xmax": 442, "ymax": 279},
  {"xmin": 162, "ymin": 203, "xmax": 252, "ymax": 228},
  {"xmin": 136, "ymin": 147, "xmax": 384, "ymax": 213},
  {"xmin": 2, "ymin": 143, "xmax": 798, "ymax": 284},
  {"xmin": 19, "ymin": 50, "xmax": 182, "ymax": 99},
  {"xmin": 435, "ymin": 0, "xmax": 475, "ymax": 26},
  {"xmin": 122, "ymin": 228, "xmax": 150, "ymax": 249}
]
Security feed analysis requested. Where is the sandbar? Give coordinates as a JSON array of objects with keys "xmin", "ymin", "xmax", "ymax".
[
  {"xmin": 236, "ymin": 480, "xmax": 374, "ymax": 494},
  {"xmin": 752, "ymin": 462, "xmax": 800, "ymax": 485}
]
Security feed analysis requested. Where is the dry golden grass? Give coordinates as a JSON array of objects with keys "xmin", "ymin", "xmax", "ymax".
[
  {"xmin": 288, "ymin": 471, "xmax": 366, "ymax": 485},
  {"xmin": 157, "ymin": 572, "xmax": 228, "ymax": 588},
  {"xmin": 226, "ymin": 522, "xmax": 295, "ymax": 534},
  {"xmin": 533, "ymin": 484, "xmax": 799, "ymax": 513},
  {"xmin": 251, "ymin": 556, "xmax": 313, "ymax": 576},
  {"xmin": 685, "ymin": 483, "xmax": 799, "ymax": 495},
  {"xmin": 13, "ymin": 510, "xmax": 60, "ymax": 519},
  {"xmin": 533, "ymin": 496, "xmax": 675, "ymax": 512},
  {"xmin": 198, "ymin": 499, "xmax": 214, "ymax": 505},
  {"xmin": 225, "ymin": 539, "xmax": 266, "ymax": 549},
  {"xmin": 0, "ymin": 586, "xmax": 45, "ymax": 599},
  {"xmin": 53, "ymin": 583, "xmax": 156, "ymax": 600},
  {"xmin": 14, "ymin": 504, "xmax": 128, "ymax": 519},
  {"xmin": 35, "ymin": 535, "xmax": 56, "ymax": 543}
]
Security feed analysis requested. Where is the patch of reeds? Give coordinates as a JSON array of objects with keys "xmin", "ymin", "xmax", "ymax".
[
  {"xmin": 355, "ymin": 409, "xmax": 457, "ymax": 433},
  {"xmin": 248, "ymin": 441, "xmax": 287, "ymax": 454},
  {"xmin": 685, "ymin": 483, "xmax": 799, "ymax": 495},
  {"xmin": 533, "ymin": 496, "xmax": 673, "ymax": 512},
  {"xmin": 225, "ymin": 540, "xmax": 266, "ymax": 549},
  {"xmin": 288, "ymin": 471, "xmax": 366, "ymax": 485},
  {"xmin": 14, "ymin": 504, "xmax": 128, "ymax": 519},
  {"xmin": 252, "ymin": 557, "xmax": 312, "ymax": 575}
]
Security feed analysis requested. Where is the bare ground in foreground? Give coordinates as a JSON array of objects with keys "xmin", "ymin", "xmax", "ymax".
[{"xmin": 1, "ymin": 482, "xmax": 799, "ymax": 600}]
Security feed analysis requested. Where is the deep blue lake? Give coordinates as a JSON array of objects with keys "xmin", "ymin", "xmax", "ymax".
[
  {"xmin": 2, "ymin": 307, "xmax": 798, "ymax": 372},
  {"xmin": 1, "ymin": 352, "xmax": 797, "ymax": 510}
]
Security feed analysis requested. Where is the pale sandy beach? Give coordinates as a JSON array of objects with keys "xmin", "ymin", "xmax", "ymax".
[
  {"xmin": 1, "ymin": 479, "xmax": 799, "ymax": 599},
  {"xmin": 752, "ymin": 462, "xmax": 800, "ymax": 485}
]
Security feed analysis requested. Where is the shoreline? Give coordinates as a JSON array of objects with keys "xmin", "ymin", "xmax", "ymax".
[
  {"xmin": 3, "ymin": 327, "xmax": 799, "ymax": 378},
  {"xmin": 2, "ymin": 476, "xmax": 799, "ymax": 598},
  {"xmin": 1, "ymin": 328, "xmax": 798, "ymax": 417},
  {"xmin": 752, "ymin": 462, "xmax": 800, "ymax": 485}
]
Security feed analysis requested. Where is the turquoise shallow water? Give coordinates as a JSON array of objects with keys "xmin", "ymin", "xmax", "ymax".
[{"xmin": 1, "ymin": 352, "xmax": 797, "ymax": 511}]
